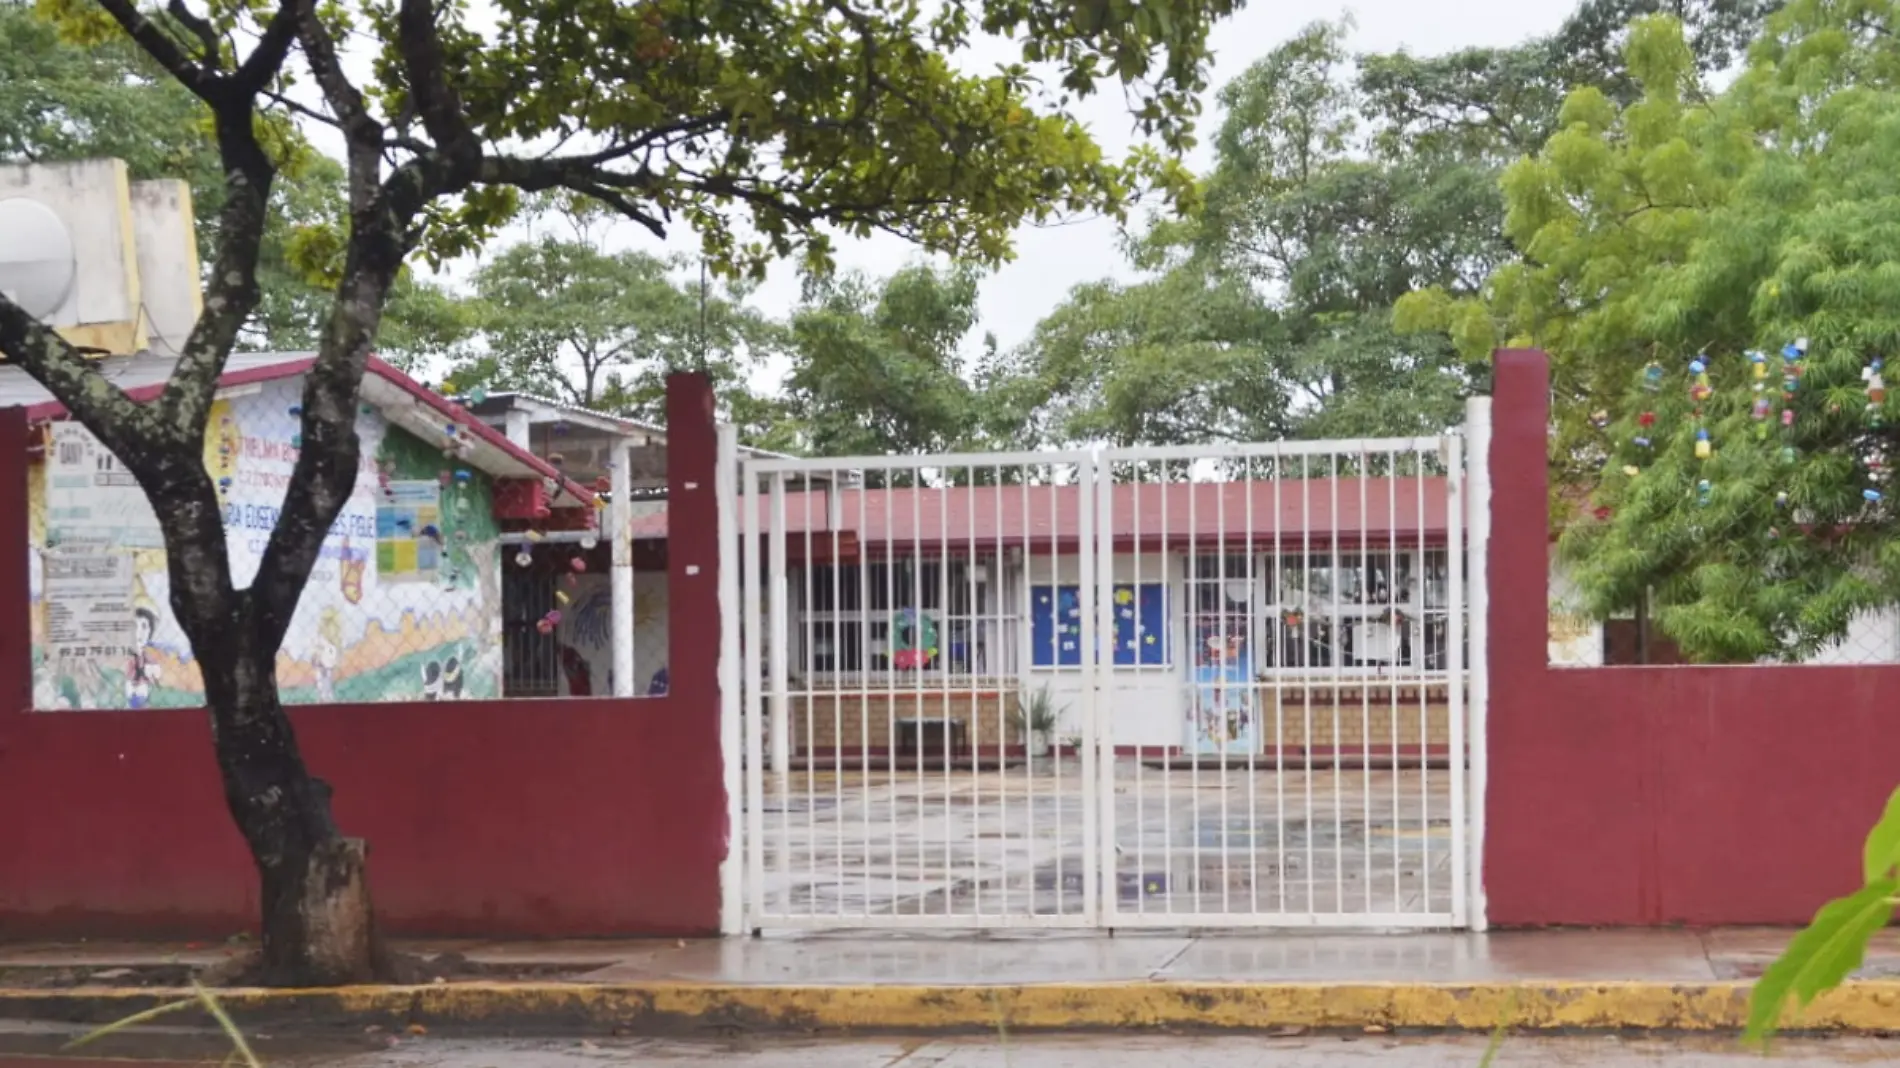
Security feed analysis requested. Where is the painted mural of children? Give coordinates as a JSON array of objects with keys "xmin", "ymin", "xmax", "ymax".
[
  {"xmin": 313, "ymin": 608, "xmax": 343, "ymax": 703},
  {"xmin": 126, "ymin": 604, "xmax": 162, "ymax": 709}
]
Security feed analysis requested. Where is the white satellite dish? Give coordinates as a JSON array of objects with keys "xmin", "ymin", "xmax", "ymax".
[{"xmin": 0, "ymin": 197, "xmax": 78, "ymax": 318}]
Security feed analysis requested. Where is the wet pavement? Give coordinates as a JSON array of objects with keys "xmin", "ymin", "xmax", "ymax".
[
  {"xmin": 239, "ymin": 1034, "xmax": 1900, "ymax": 1066},
  {"xmin": 1, "ymin": 927, "xmax": 1884, "ymax": 985},
  {"xmin": 757, "ymin": 764, "xmax": 1454, "ymax": 922}
]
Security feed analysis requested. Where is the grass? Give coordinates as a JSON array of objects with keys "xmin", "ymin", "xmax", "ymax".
[{"xmin": 63, "ymin": 981, "xmax": 262, "ymax": 1068}]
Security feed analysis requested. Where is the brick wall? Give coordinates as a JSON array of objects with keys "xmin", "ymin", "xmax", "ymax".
[
  {"xmin": 785, "ymin": 685, "xmax": 1450, "ymax": 754},
  {"xmin": 788, "ymin": 690, "xmax": 1012, "ymax": 753}
]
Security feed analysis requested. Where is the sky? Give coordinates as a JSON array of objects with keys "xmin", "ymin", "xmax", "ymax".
[{"xmin": 399, "ymin": 0, "xmax": 1585, "ymax": 386}]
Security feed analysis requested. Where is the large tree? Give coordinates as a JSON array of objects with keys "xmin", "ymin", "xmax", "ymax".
[
  {"xmin": 444, "ymin": 237, "xmax": 779, "ymax": 421},
  {"xmin": 1436, "ymin": 3, "xmax": 1900, "ymax": 662},
  {"xmin": 781, "ymin": 262, "xmax": 990, "ymax": 458},
  {"xmin": 0, "ymin": 0, "xmax": 1240, "ymax": 984}
]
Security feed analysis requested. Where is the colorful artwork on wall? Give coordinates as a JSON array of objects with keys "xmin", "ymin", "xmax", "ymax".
[
  {"xmin": 1031, "ymin": 583, "xmax": 1167, "ymax": 667},
  {"xmin": 28, "ymin": 376, "xmax": 505, "ymax": 710},
  {"xmin": 1189, "ymin": 614, "xmax": 1257, "ymax": 755}
]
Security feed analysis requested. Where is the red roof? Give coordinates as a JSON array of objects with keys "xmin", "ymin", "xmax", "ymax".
[{"xmin": 633, "ymin": 477, "xmax": 1451, "ymax": 548}]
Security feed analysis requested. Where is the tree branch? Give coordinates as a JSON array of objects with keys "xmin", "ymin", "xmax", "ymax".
[
  {"xmin": 294, "ymin": 0, "xmax": 385, "ymax": 211},
  {"xmin": 94, "ymin": 0, "xmax": 219, "ymax": 98},
  {"xmin": 395, "ymin": 0, "xmax": 479, "ymax": 178},
  {"xmin": 0, "ymin": 294, "xmax": 156, "ymax": 462},
  {"xmin": 165, "ymin": 0, "xmax": 222, "ymax": 66}
]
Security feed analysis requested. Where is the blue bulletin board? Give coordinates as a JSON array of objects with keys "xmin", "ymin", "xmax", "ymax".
[{"xmin": 1031, "ymin": 583, "xmax": 1168, "ymax": 667}]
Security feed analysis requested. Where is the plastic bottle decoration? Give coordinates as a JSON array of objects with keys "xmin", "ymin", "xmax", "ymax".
[
  {"xmin": 1866, "ymin": 357, "xmax": 1886, "ymax": 428},
  {"xmin": 1696, "ymin": 479, "xmax": 1712, "ymax": 506},
  {"xmin": 454, "ymin": 469, "xmax": 471, "ymax": 484},
  {"xmin": 555, "ymin": 590, "xmax": 571, "ymax": 606},
  {"xmin": 580, "ymin": 532, "xmax": 600, "ymax": 551},
  {"xmin": 570, "ymin": 557, "xmax": 588, "ymax": 573},
  {"xmin": 468, "ymin": 387, "xmax": 488, "ymax": 405},
  {"xmin": 1695, "ymin": 427, "xmax": 1712, "ymax": 459},
  {"xmin": 1642, "ymin": 363, "xmax": 1664, "ymax": 392},
  {"xmin": 1866, "ymin": 488, "xmax": 1884, "ymax": 503},
  {"xmin": 1689, "ymin": 356, "xmax": 1712, "ymax": 403},
  {"xmin": 514, "ymin": 549, "xmax": 533, "ymax": 568},
  {"xmin": 1781, "ymin": 445, "xmax": 1797, "ymax": 465},
  {"xmin": 437, "ymin": 470, "xmax": 452, "ymax": 486},
  {"xmin": 1591, "ymin": 409, "xmax": 1611, "ymax": 429},
  {"xmin": 1750, "ymin": 351, "xmax": 1767, "ymax": 380},
  {"xmin": 1623, "ymin": 464, "xmax": 1641, "ymax": 477},
  {"xmin": 1752, "ymin": 395, "xmax": 1772, "ymax": 421},
  {"xmin": 1775, "ymin": 490, "xmax": 1789, "ymax": 509}
]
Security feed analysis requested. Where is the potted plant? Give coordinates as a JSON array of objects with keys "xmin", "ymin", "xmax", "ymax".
[{"xmin": 1008, "ymin": 686, "xmax": 1061, "ymax": 758}]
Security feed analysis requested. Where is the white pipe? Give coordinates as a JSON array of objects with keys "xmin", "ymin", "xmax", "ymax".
[
  {"xmin": 716, "ymin": 424, "xmax": 744, "ymax": 935},
  {"xmin": 498, "ymin": 530, "xmax": 600, "ymax": 546},
  {"xmin": 1464, "ymin": 395, "xmax": 1493, "ymax": 933},
  {"xmin": 612, "ymin": 438, "xmax": 634, "ymax": 698}
]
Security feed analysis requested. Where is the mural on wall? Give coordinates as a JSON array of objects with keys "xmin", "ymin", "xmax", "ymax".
[
  {"xmin": 1189, "ymin": 614, "xmax": 1258, "ymax": 756},
  {"xmin": 29, "ymin": 377, "xmax": 505, "ymax": 710}
]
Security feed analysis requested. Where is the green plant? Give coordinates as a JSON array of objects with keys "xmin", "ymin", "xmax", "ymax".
[
  {"xmin": 1746, "ymin": 784, "xmax": 1900, "ymax": 1043},
  {"xmin": 1007, "ymin": 687, "xmax": 1061, "ymax": 743},
  {"xmin": 66, "ymin": 981, "xmax": 262, "ymax": 1068}
]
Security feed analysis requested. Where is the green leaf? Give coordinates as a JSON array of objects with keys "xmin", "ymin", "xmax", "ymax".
[
  {"xmin": 1863, "ymin": 786, "xmax": 1900, "ymax": 883},
  {"xmin": 1745, "ymin": 878, "xmax": 1897, "ymax": 1044}
]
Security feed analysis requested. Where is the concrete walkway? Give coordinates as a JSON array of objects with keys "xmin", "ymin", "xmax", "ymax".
[
  {"xmin": 4, "ymin": 930, "xmax": 1899, "ymax": 1035},
  {"xmin": 0, "ymin": 927, "xmax": 1835, "ymax": 984}
]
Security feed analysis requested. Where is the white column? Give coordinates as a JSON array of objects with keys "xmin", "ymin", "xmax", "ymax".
[
  {"xmin": 768, "ymin": 480, "xmax": 791, "ymax": 778},
  {"xmin": 1464, "ymin": 396, "xmax": 1493, "ymax": 933},
  {"xmin": 611, "ymin": 437, "xmax": 635, "ymax": 697},
  {"xmin": 716, "ymin": 425, "xmax": 744, "ymax": 934}
]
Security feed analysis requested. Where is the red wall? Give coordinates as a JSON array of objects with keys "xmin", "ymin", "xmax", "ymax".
[
  {"xmin": 0, "ymin": 374, "xmax": 727, "ymax": 939},
  {"xmin": 1485, "ymin": 351, "xmax": 1900, "ymax": 926}
]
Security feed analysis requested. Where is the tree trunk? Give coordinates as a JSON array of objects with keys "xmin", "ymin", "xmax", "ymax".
[{"xmin": 197, "ymin": 618, "xmax": 387, "ymax": 986}]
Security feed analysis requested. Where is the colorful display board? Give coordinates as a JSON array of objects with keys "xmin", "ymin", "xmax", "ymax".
[{"xmin": 28, "ymin": 377, "xmax": 504, "ymax": 710}]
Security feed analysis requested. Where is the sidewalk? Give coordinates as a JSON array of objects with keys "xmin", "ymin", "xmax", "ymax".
[{"xmin": 0, "ymin": 929, "xmax": 1894, "ymax": 1035}]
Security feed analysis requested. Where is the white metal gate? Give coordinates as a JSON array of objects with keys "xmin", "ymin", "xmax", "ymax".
[{"xmin": 720, "ymin": 424, "xmax": 1484, "ymax": 931}]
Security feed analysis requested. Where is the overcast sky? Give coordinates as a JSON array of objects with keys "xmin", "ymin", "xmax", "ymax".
[{"xmin": 402, "ymin": 0, "xmax": 1582, "ymax": 387}]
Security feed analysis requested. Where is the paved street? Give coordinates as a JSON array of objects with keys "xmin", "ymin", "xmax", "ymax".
[
  {"xmin": 283, "ymin": 1034, "xmax": 1900, "ymax": 1066},
  {"xmin": 757, "ymin": 764, "xmax": 1454, "ymax": 920}
]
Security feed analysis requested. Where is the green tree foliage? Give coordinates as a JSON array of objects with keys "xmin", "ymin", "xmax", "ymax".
[
  {"xmin": 782, "ymin": 262, "xmax": 987, "ymax": 458},
  {"xmin": 1414, "ymin": 2, "xmax": 1900, "ymax": 659},
  {"xmin": 442, "ymin": 239, "xmax": 779, "ymax": 421},
  {"xmin": 1004, "ymin": 19, "xmax": 1507, "ymax": 446},
  {"xmin": 0, "ymin": 0, "xmax": 1241, "ymax": 985}
]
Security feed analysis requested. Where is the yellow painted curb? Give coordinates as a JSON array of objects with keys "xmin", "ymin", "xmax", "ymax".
[{"xmin": 3, "ymin": 981, "xmax": 1899, "ymax": 1033}]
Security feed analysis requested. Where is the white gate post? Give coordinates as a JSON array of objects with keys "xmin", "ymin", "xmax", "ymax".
[
  {"xmin": 612, "ymin": 438, "xmax": 635, "ymax": 696},
  {"xmin": 1464, "ymin": 396, "xmax": 1493, "ymax": 933},
  {"xmin": 716, "ymin": 425, "xmax": 743, "ymax": 935}
]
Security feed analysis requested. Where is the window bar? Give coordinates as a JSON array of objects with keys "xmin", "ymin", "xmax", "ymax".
[
  {"xmin": 1330, "ymin": 451, "xmax": 1345, "ymax": 915},
  {"xmin": 1216, "ymin": 462, "xmax": 1231, "ymax": 916},
  {"xmin": 1360, "ymin": 451, "xmax": 1373, "ymax": 916},
  {"xmin": 1300, "ymin": 455, "xmax": 1315, "ymax": 917},
  {"xmin": 802, "ymin": 478, "xmax": 818, "ymax": 917},
  {"xmin": 995, "ymin": 464, "xmax": 1008, "ymax": 918},
  {"xmin": 1271, "ymin": 449, "xmax": 1287, "ymax": 915},
  {"xmin": 1388, "ymin": 451, "xmax": 1402, "ymax": 914},
  {"xmin": 1416, "ymin": 450, "xmax": 1430, "ymax": 915},
  {"xmin": 1049, "ymin": 462, "xmax": 1063, "ymax": 916},
  {"xmin": 769, "ymin": 471, "xmax": 791, "ymax": 918},
  {"xmin": 831, "ymin": 468, "xmax": 846, "ymax": 918},
  {"xmin": 1448, "ymin": 432, "xmax": 1468, "ymax": 928},
  {"xmin": 1245, "ymin": 454, "xmax": 1260, "ymax": 916},
  {"xmin": 857, "ymin": 474, "xmax": 872, "ymax": 920},
  {"xmin": 1159, "ymin": 465, "xmax": 1173, "ymax": 916},
  {"xmin": 885, "ymin": 480, "xmax": 899, "ymax": 911},
  {"xmin": 939, "ymin": 470, "xmax": 953, "ymax": 917},
  {"xmin": 1132, "ymin": 459, "xmax": 1146, "ymax": 918},
  {"xmin": 1020, "ymin": 468, "xmax": 1035, "ymax": 915},
  {"xmin": 1187, "ymin": 461, "xmax": 1201, "ymax": 915},
  {"xmin": 742, "ymin": 460, "xmax": 766, "ymax": 922},
  {"xmin": 911, "ymin": 470, "xmax": 926, "ymax": 915},
  {"xmin": 968, "ymin": 463, "xmax": 982, "ymax": 919}
]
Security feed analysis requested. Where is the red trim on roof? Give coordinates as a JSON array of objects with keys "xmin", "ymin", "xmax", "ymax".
[
  {"xmin": 23, "ymin": 355, "xmax": 594, "ymax": 506},
  {"xmin": 630, "ymin": 477, "xmax": 1451, "ymax": 545}
]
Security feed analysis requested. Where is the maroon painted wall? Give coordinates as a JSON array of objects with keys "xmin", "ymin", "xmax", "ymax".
[
  {"xmin": 0, "ymin": 373, "xmax": 727, "ymax": 939},
  {"xmin": 1485, "ymin": 350, "xmax": 1900, "ymax": 926}
]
